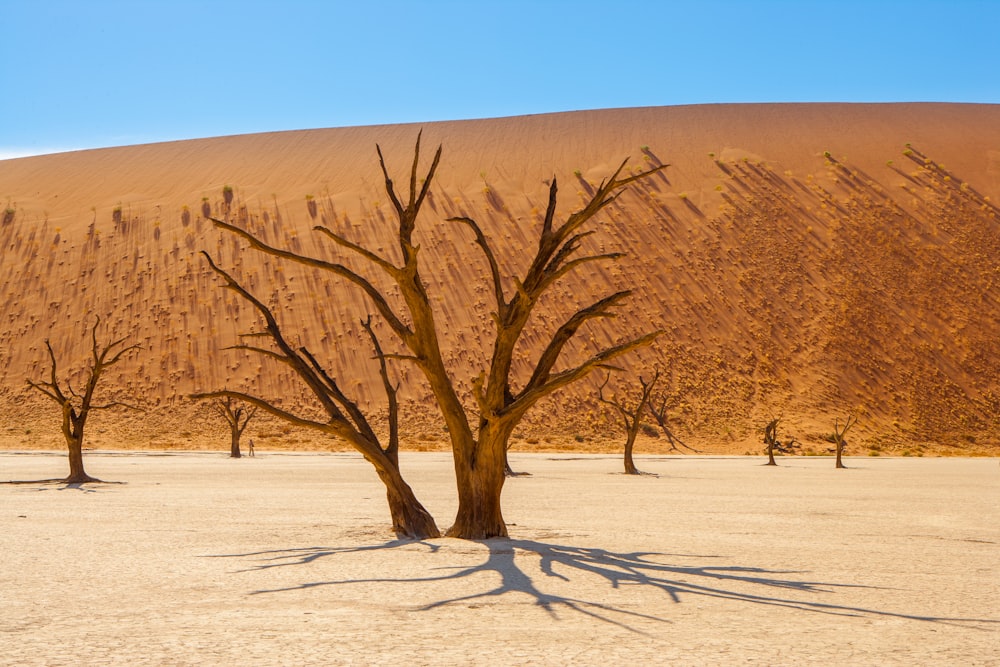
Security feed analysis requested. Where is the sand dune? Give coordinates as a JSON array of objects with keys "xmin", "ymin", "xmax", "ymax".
[{"xmin": 1, "ymin": 103, "xmax": 998, "ymax": 454}]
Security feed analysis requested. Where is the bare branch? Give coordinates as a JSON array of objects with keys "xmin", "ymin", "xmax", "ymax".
[
  {"xmin": 450, "ymin": 216, "xmax": 506, "ymax": 312},
  {"xmin": 222, "ymin": 344, "xmax": 289, "ymax": 364},
  {"xmin": 103, "ymin": 342, "xmax": 142, "ymax": 367},
  {"xmin": 297, "ymin": 346, "xmax": 359, "ymax": 431},
  {"xmin": 207, "ymin": 218, "xmax": 412, "ymax": 339},
  {"xmin": 376, "ymin": 133, "xmax": 442, "ymax": 245},
  {"xmin": 413, "ymin": 136, "xmax": 443, "ymax": 216},
  {"xmin": 647, "ymin": 391, "xmax": 700, "ymax": 454},
  {"xmin": 361, "ymin": 315, "xmax": 400, "ymax": 458},
  {"xmin": 521, "ymin": 291, "xmax": 634, "ymax": 397},
  {"xmin": 377, "ymin": 143, "xmax": 407, "ymax": 219},
  {"xmin": 89, "ymin": 401, "xmax": 141, "ymax": 412},
  {"xmin": 507, "ymin": 330, "xmax": 662, "ymax": 418},
  {"xmin": 540, "ymin": 178, "xmax": 558, "ymax": 240},
  {"xmin": 537, "ymin": 251, "xmax": 625, "ymax": 294},
  {"xmin": 200, "ymin": 251, "xmax": 347, "ymax": 421},
  {"xmin": 313, "ymin": 226, "xmax": 397, "ymax": 273},
  {"xmin": 25, "ymin": 379, "xmax": 62, "ymax": 404},
  {"xmin": 597, "ymin": 372, "xmax": 632, "ymax": 428},
  {"xmin": 192, "ymin": 390, "xmax": 331, "ymax": 433},
  {"xmin": 382, "ymin": 353, "xmax": 422, "ymax": 363}
]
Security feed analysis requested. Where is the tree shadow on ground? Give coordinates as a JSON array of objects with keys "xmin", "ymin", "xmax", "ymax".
[
  {"xmin": 209, "ymin": 539, "xmax": 998, "ymax": 633},
  {"xmin": 1, "ymin": 479, "xmax": 123, "ymax": 491}
]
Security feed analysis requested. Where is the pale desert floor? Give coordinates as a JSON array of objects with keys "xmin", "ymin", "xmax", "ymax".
[{"xmin": 1, "ymin": 452, "xmax": 997, "ymax": 666}]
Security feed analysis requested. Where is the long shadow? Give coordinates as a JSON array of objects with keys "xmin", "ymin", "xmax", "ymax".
[{"xmin": 207, "ymin": 539, "xmax": 998, "ymax": 633}]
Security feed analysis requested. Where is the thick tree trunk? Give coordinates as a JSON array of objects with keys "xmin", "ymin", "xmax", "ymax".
[
  {"xmin": 835, "ymin": 444, "xmax": 846, "ymax": 469},
  {"xmin": 230, "ymin": 431, "xmax": 242, "ymax": 458},
  {"xmin": 448, "ymin": 432, "xmax": 508, "ymax": 538},
  {"xmin": 372, "ymin": 461, "xmax": 440, "ymax": 539},
  {"xmin": 64, "ymin": 435, "xmax": 99, "ymax": 483},
  {"xmin": 448, "ymin": 471, "xmax": 507, "ymax": 538}
]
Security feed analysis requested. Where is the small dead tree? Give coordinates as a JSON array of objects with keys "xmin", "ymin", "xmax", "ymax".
[
  {"xmin": 25, "ymin": 317, "xmax": 139, "ymax": 483},
  {"xmin": 206, "ymin": 134, "xmax": 664, "ymax": 538},
  {"xmin": 763, "ymin": 418, "xmax": 800, "ymax": 465},
  {"xmin": 211, "ymin": 397, "xmax": 257, "ymax": 458},
  {"xmin": 764, "ymin": 419, "xmax": 781, "ymax": 466},
  {"xmin": 832, "ymin": 415, "xmax": 856, "ymax": 469},
  {"xmin": 597, "ymin": 371, "xmax": 659, "ymax": 475}
]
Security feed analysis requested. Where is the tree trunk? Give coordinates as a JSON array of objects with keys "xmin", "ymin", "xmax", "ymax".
[
  {"xmin": 624, "ymin": 430, "xmax": 640, "ymax": 475},
  {"xmin": 448, "ymin": 469, "xmax": 507, "ymax": 539},
  {"xmin": 766, "ymin": 445, "xmax": 777, "ymax": 466},
  {"xmin": 372, "ymin": 461, "xmax": 440, "ymax": 539},
  {"xmin": 447, "ymin": 431, "xmax": 508, "ymax": 538},
  {"xmin": 835, "ymin": 444, "xmax": 846, "ymax": 469},
  {"xmin": 64, "ymin": 435, "xmax": 98, "ymax": 483},
  {"xmin": 230, "ymin": 431, "xmax": 242, "ymax": 458}
]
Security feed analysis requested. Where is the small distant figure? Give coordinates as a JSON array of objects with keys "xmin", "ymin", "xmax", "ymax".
[{"xmin": 248, "ymin": 438, "xmax": 255, "ymax": 457}]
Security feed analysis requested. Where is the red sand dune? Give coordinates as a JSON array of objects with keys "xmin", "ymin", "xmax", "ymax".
[{"xmin": 1, "ymin": 103, "xmax": 998, "ymax": 454}]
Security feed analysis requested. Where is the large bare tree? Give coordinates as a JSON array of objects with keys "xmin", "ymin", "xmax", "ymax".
[
  {"xmin": 26, "ymin": 317, "xmax": 139, "ymax": 483},
  {"xmin": 597, "ymin": 371, "xmax": 659, "ymax": 475},
  {"xmin": 203, "ymin": 134, "xmax": 664, "ymax": 538}
]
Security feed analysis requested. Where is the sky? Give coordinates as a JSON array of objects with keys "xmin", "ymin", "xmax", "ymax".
[{"xmin": 1, "ymin": 0, "xmax": 998, "ymax": 159}]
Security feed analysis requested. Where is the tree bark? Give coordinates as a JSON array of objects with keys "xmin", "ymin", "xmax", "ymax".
[
  {"xmin": 371, "ymin": 457, "xmax": 440, "ymax": 539},
  {"xmin": 835, "ymin": 444, "xmax": 846, "ymax": 469},
  {"xmin": 624, "ymin": 430, "xmax": 639, "ymax": 475},
  {"xmin": 448, "ymin": 467, "xmax": 507, "ymax": 539},
  {"xmin": 447, "ymin": 427, "xmax": 508, "ymax": 538},
  {"xmin": 64, "ymin": 434, "xmax": 98, "ymax": 483},
  {"xmin": 230, "ymin": 431, "xmax": 242, "ymax": 458}
]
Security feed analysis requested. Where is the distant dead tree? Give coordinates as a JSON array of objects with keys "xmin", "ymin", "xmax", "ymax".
[
  {"xmin": 210, "ymin": 397, "xmax": 257, "ymax": 458},
  {"xmin": 832, "ymin": 415, "xmax": 856, "ymax": 469},
  {"xmin": 762, "ymin": 418, "xmax": 799, "ymax": 465},
  {"xmin": 597, "ymin": 370, "xmax": 659, "ymax": 475},
  {"xmin": 25, "ymin": 317, "xmax": 139, "ymax": 483},
  {"xmin": 203, "ymin": 133, "xmax": 664, "ymax": 539}
]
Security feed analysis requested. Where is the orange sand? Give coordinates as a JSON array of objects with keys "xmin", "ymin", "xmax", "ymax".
[{"xmin": 1, "ymin": 104, "xmax": 998, "ymax": 456}]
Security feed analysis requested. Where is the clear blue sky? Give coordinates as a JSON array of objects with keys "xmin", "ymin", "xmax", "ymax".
[{"xmin": 2, "ymin": 0, "xmax": 997, "ymax": 158}]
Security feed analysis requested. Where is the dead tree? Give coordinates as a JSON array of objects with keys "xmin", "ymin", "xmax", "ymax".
[
  {"xmin": 210, "ymin": 397, "xmax": 257, "ymax": 458},
  {"xmin": 764, "ymin": 419, "xmax": 781, "ymax": 466},
  {"xmin": 205, "ymin": 134, "xmax": 664, "ymax": 538},
  {"xmin": 597, "ymin": 370, "xmax": 659, "ymax": 475},
  {"xmin": 192, "ymin": 258, "xmax": 440, "ymax": 539},
  {"xmin": 763, "ymin": 418, "xmax": 800, "ymax": 465},
  {"xmin": 25, "ymin": 317, "xmax": 139, "ymax": 483},
  {"xmin": 832, "ymin": 415, "xmax": 856, "ymax": 469}
]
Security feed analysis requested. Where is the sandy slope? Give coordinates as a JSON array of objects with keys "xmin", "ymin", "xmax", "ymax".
[
  {"xmin": 1, "ymin": 452, "xmax": 997, "ymax": 665},
  {"xmin": 1, "ymin": 103, "xmax": 999, "ymax": 454}
]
